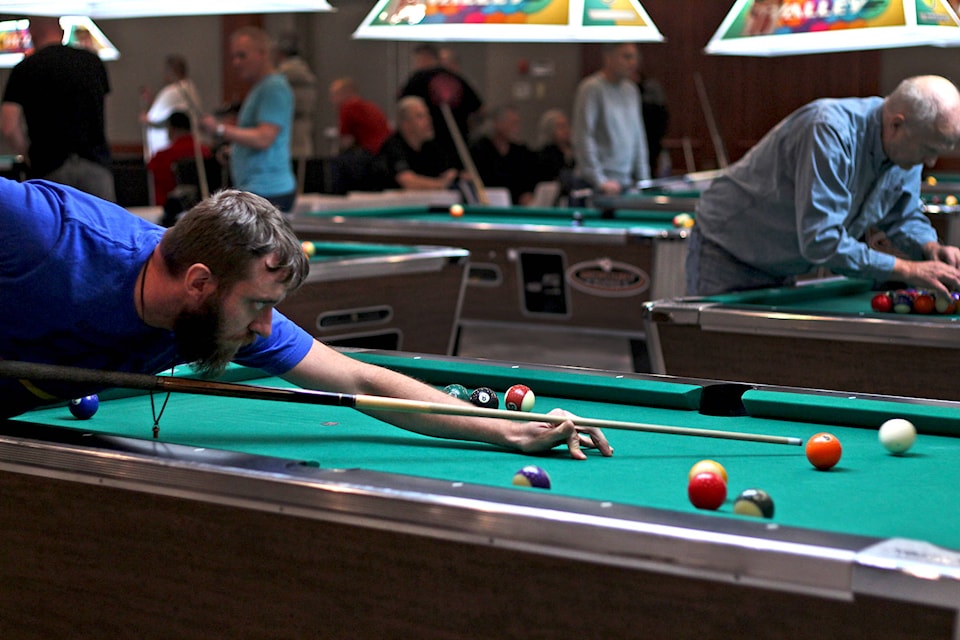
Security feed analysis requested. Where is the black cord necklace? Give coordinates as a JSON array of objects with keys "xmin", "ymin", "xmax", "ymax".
[{"xmin": 141, "ymin": 251, "xmax": 171, "ymax": 439}]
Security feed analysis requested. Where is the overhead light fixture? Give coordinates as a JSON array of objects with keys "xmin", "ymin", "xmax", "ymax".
[
  {"xmin": 0, "ymin": 0, "xmax": 333, "ymax": 18},
  {"xmin": 353, "ymin": 0, "xmax": 664, "ymax": 42},
  {"xmin": 706, "ymin": 0, "xmax": 960, "ymax": 56},
  {"xmin": 0, "ymin": 16, "xmax": 118, "ymax": 68}
]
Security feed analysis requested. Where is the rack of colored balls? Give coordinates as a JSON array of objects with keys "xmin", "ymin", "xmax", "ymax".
[
  {"xmin": 443, "ymin": 382, "xmax": 536, "ymax": 412},
  {"xmin": 870, "ymin": 289, "xmax": 960, "ymax": 314}
]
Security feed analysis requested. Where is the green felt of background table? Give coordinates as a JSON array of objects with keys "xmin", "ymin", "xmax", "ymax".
[
  {"xmin": 17, "ymin": 354, "xmax": 960, "ymax": 552},
  {"xmin": 305, "ymin": 241, "xmax": 420, "ymax": 262},
  {"xmin": 704, "ymin": 277, "xmax": 960, "ymax": 321},
  {"xmin": 303, "ymin": 204, "xmax": 685, "ymax": 232}
]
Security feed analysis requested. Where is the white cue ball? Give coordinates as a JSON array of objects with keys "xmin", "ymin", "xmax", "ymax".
[{"xmin": 878, "ymin": 418, "xmax": 917, "ymax": 455}]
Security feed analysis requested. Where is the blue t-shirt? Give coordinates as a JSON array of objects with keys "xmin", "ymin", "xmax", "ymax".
[
  {"xmin": 695, "ymin": 97, "xmax": 935, "ymax": 282},
  {"xmin": 231, "ymin": 73, "xmax": 296, "ymax": 199},
  {"xmin": 0, "ymin": 179, "xmax": 312, "ymax": 416}
]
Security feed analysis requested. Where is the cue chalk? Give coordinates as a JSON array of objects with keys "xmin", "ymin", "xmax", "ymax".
[{"xmin": 0, "ymin": 361, "xmax": 803, "ymax": 446}]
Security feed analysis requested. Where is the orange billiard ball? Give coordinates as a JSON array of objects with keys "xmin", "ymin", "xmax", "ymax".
[
  {"xmin": 805, "ymin": 432, "xmax": 842, "ymax": 470},
  {"xmin": 449, "ymin": 204, "xmax": 464, "ymax": 217}
]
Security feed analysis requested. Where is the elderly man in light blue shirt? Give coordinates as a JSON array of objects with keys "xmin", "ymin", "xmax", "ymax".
[{"xmin": 688, "ymin": 75, "xmax": 960, "ymax": 299}]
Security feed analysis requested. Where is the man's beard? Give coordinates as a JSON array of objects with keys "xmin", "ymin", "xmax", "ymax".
[{"xmin": 173, "ymin": 296, "xmax": 247, "ymax": 378}]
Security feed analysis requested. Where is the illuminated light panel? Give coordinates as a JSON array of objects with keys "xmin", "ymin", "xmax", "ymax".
[
  {"xmin": 706, "ymin": 0, "xmax": 960, "ymax": 56},
  {"xmin": 353, "ymin": 0, "xmax": 664, "ymax": 42},
  {"xmin": 0, "ymin": 16, "xmax": 118, "ymax": 68}
]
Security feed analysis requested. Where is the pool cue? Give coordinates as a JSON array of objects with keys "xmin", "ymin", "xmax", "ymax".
[
  {"xmin": 0, "ymin": 360, "xmax": 803, "ymax": 446},
  {"xmin": 693, "ymin": 73, "xmax": 728, "ymax": 170},
  {"xmin": 174, "ymin": 83, "xmax": 210, "ymax": 200},
  {"xmin": 138, "ymin": 88, "xmax": 156, "ymax": 205},
  {"xmin": 438, "ymin": 102, "xmax": 489, "ymax": 205}
]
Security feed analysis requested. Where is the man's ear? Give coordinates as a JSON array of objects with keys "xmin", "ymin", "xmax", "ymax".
[{"xmin": 183, "ymin": 263, "xmax": 217, "ymax": 302}]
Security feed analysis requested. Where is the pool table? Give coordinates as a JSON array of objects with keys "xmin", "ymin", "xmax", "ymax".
[
  {"xmin": 292, "ymin": 204, "xmax": 690, "ymax": 368},
  {"xmin": 277, "ymin": 241, "xmax": 468, "ymax": 355},
  {"xmin": 594, "ymin": 173, "xmax": 960, "ymax": 252},
  {"xmin": 591, "ymin": 170, "xmax": 714, "ymax": 214},
  {"xmin": 3, "ymin": 351, "xmax": 960, "ymax": 638},
  {"xmin": 644, "ymin": 277, "xmax": 960, "ymax": 401}
]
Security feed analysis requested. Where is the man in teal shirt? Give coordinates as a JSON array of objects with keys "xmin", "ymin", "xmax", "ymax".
[{"xmin": 203, "ymin": 27, "xmax": 296, "ymax": 212}]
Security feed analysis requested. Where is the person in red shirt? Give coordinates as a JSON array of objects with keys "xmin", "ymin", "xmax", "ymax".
[
  {"xmin": 147, "ymin": 111, "xmax": 212, "ymax": 206},
  {"xmin": 329, "ymin": 77, "xmax": 391, "ymax": 155}
]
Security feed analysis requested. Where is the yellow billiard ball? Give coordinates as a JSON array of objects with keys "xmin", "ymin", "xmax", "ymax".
[
  {"xmin": 946, "ymin": 195, "xmax": 958, "ymax": 206},
  {"xmin": 301, "ymin": 241, "xmax": 316, "ymax": 257}
]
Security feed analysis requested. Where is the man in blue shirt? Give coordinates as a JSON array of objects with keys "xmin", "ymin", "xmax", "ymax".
[
  {"xmin": 202, "ymin": 27, "xmax": 296, "ymax": 212},
  {"xmin": 0, "ymin": 179, "xmax": 610, "ymax": 460},
  {"xmin": 687, "ymin": 75, "xmax": 960, "ymax": 298}
]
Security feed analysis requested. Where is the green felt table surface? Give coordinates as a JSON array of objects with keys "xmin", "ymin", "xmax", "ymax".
[
  {"xmin": 305, "ymin": 241, "xmax": 420, "ymax": 262},
  {"xmin": 14, "ymin": 352, "xmax": 960, "ymax": 552},
  {"xmin": 703, "ymin": 277, "xmax": 960, "ymax": 322},
  {"xmin": 300, "ymin": 205, "xmax": 685, "ymax": 232}
]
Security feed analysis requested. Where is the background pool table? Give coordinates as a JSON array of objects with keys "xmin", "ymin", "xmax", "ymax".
[
  {"xmin": 644, "ymin": 277, "xmax": 960, "ymax": 401},
  {"xmin": 292, "ymin": 204, "xmax": 690, "ymax": 371},
  {"xmin": 278, "ymin": 241, "xmax": 468, "ymax": 355},
  {"xmin": 3, "ymin": 351, "xmax": 960, "ymax": 638}
]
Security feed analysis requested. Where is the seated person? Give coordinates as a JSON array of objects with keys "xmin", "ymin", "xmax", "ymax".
[
  {"xmin": 469, "ymin": 105, "xmax": 538, "ymax": 205},
  {"xmin": 329, "ymin": 77, "xmax": 391, "ymax": 156},
  {"xmin": 535, "ymin": 108, "xmax": 575, "ymax": 184},
  {"xmin": 147, "ymin": 111, "xmax": 212, "ymax": 207},
  {"xmin": 374, "ymin": 96, "xmax": 458, "ymax": 191}
]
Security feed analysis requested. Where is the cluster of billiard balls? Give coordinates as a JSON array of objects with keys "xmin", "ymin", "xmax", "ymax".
[
  {"xmin": 687, "ymin": 459, "xmax": 774, "ymax": 517},
  {"xmin": 443, "ymin": 383, "xmax": 536, "ymax": 412},
  {"xmin": 671, "ymin": 213, "xmax": 695, "ymax": 229},
  {"xmin": 870, "ymin": 289, "xmax": 960, "ymax": 315},
  {"xmin": 687, "ymin": 419, "xmax": 918, "ymax": 516}
]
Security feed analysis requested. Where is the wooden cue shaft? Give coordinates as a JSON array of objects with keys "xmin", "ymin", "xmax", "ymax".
[
  {"xmin": 693, "ymin": 72, "xmax": 728, "ymax": 169},
  {"xmin": 0, "ymin": 360, "xmax": 802, "ymax": 446},
  {"xmin": 438, "ymin": 102, "xmax": 489, "ymax": 205},
  {"xmin": 354, "ymin": 395, "xmax": 802, "ymax": 446},
  {"xmin": 175, "ymin": 84, "xmax": 209, "ymax": 200}
]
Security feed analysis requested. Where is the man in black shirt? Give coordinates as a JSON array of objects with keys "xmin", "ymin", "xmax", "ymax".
[
  {"xmin": 398, "ymin": 44, "xmax": 482, "ymax": 168},
  {"xmin": 374, "ymin": 96, "xmax": 458, "ymax": 191},
  {"xmin": 0, "ymin": 16, "xmax": 113, "ymax": 201}
]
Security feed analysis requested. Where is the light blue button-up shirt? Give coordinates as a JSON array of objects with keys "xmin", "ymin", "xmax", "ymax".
[{"xmin": 695, "ymin": 97, "xmax": 935, "ymax": 282}]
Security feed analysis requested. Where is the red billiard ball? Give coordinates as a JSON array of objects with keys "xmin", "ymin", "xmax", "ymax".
[
  {"xmin": 504, "ymin": 384, "xmax": 536, "ymax": 411},
  {"xmin": 69, "ymin": 394, "xmax": 99, "ymax": 420},
  {"xmin": 687, "ymin": 472, "xmax": 727, "ymax": 510},
  {"xmin": 870, "ymin": 292, "xmax": 893, "ymax": 313},
  {"xmin": 913, "ymin": 293, "xmax": 935, "ymax": 314},
  {"xmin": 805, "ymin": 432, "xmax": 842, "ymax": 470}
]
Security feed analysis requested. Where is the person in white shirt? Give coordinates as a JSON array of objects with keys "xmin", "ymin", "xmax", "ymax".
[{"xmin": 140, "ymin": 54, "xmax": 202, "ymax": 160}]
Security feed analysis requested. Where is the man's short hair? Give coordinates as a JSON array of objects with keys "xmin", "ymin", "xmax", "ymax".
[
  {"xmin": 159, "ymin": 190, "xmax": 308, "ymax": 292},
  {"xmin": 167, "ymin": 111, "xmax": 191, "ymax": 131}
]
